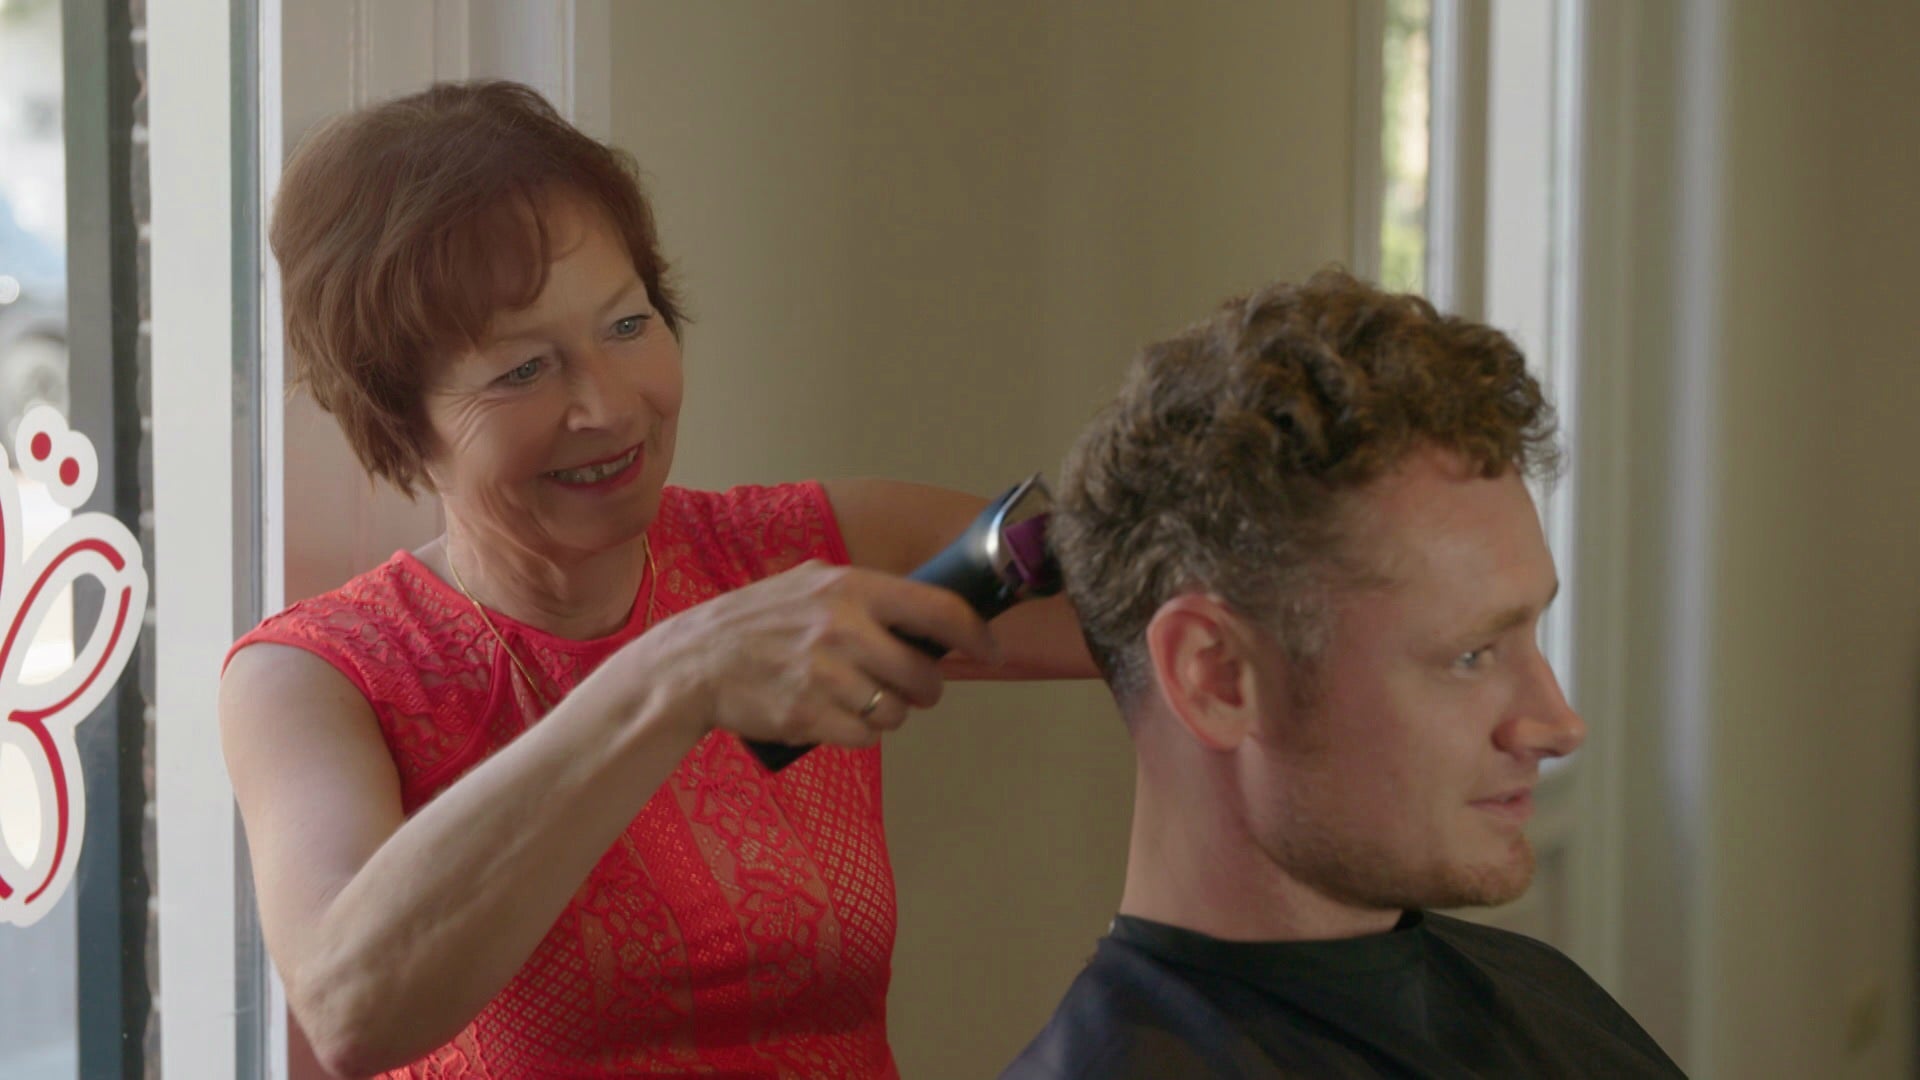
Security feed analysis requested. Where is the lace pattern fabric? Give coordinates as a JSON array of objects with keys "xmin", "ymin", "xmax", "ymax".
[{"xmin": 231, "ymin": 482, "xmax": 899, "ymax": 1079}]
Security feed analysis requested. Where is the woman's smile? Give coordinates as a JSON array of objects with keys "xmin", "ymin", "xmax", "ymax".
[{"xmin": 545, "ymin": 442, "xmax": 645, "ymax": 489}]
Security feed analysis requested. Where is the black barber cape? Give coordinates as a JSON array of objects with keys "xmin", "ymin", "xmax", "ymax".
[{"xmin": 1002, "ymin": 912, "xmax": 1685, "ymax": 1079}]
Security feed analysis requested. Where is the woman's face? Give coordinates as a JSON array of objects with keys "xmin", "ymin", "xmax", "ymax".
[{"xmin": 421, "ymin": 195, "xmax": 683, "ymax": 564}]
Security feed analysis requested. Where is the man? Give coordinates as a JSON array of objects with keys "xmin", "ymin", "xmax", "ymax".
[{"xmin": 1005, "ymin": 271, "xmax": 1683, "ymax": 1078}]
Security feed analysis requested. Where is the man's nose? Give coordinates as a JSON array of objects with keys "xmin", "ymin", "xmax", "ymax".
[{"xmin": 1497, "ymin": 653, "xmax": 1587, "ymax": 760}]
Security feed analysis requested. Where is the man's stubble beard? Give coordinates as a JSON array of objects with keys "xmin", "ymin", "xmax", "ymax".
[
  {"xmin": 1261, "ymin": 790, "xmax": 1539, "ymax": 914},
  {"xmin": 1250, "ymin": 672, "xmax": 1540, "ymax": 917}
]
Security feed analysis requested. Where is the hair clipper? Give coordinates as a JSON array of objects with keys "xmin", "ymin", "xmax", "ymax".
[{"xmin": 745, "ymin": 473, "xmax": 1063, "ymax": 772}]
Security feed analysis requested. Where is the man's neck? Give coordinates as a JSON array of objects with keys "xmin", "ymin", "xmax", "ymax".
[{"xmin": 1118, "ymin": 764, "xmax": 1402, "ymax": 943}]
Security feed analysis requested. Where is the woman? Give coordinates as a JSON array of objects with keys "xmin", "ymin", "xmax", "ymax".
[{"xmin": 220, "ymin": 80, "xmax": 1091, "ymax": 1079}]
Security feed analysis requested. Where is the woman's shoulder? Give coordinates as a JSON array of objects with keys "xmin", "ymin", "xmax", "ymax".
[
  {"xmin": 228, "ymin": 551, "xmax": 467, "ymax": 671},
  {"xmin": 655, "ymin": 482, "xmax": 851, "ymax": 587},
  {"xmin": 658, "ymin": 480, "xmax": 836, "ymax": 536}
]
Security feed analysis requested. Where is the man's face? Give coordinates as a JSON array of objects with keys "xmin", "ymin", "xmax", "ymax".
[{"xmin": 1245, "ymin": 447, "xmax": 1585, "ymax": 912}]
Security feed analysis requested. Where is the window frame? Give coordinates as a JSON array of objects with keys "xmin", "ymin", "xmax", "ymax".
[{"xmin": 61, "ymin": 0, "xmax": 150, "ymax": 1074}]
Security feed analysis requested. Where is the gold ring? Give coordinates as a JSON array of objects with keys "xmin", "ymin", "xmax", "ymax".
[{"xmin": 859, "ymin": 688, "xmax": 886, "ymax": 719}]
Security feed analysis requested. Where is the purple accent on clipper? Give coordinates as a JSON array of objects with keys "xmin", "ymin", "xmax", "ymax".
[{"xmin": 1001, "ymin": 513, "xmax": 1060, "ymax": 595}]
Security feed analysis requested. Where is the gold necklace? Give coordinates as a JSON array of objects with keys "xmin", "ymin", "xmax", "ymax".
[{"xmin": 448, "ymin": 536, "xmax": 658, "ymax": 713}]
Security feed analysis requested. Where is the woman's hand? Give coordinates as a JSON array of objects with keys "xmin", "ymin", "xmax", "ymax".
[
  {"xmin": 627, "ymin": 560, "xmax": 1002, "ymax": 749},
  {"xmin": 824, "ymin": 478, "xmax": 1099, "ymax": 681}
]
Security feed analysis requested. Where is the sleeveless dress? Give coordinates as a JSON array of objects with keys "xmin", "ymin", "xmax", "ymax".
[{"xmin": 230, "ymin": 483, "xmax": 900, "ymax": 1079}]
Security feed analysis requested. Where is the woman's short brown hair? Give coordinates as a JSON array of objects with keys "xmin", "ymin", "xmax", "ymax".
[
  {"xmin": 1053, "ymin": 268, "xmax": 1561, "ymax": 706},
  {"xmin": 270, "ymin": 80, "xmax": 685, "ymax": 495}
]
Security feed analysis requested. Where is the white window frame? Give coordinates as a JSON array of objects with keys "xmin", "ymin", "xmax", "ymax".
[{"xmin": 150, "ymin": 2, "xmax": 245, "ymax": 1077}]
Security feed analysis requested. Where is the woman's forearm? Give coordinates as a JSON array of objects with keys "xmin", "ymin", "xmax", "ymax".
[{"xmin": 290, "ymin": 659, "xmax": 704, "ymax": 1076}]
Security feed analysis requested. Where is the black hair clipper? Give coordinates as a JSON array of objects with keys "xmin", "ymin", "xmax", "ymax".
[{"xmin": 745, "ymin": 473, "xmax": 1063, "ymax": 772}]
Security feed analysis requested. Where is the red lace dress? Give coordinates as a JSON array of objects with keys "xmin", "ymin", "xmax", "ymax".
[{"xmin": 230, "ymin": 483, "xmax": 899, "ymax": 1079}]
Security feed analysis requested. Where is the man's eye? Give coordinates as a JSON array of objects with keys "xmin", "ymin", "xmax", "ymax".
[
  {"xmin": 1455, "ymin": 647, "xmax": 1493, "ymax": 671},
  {"xmin": 612, "ymin": 313, "xmax": 652, "ymax": 339}
]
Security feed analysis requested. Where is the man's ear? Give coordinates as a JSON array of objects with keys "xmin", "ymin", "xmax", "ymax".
[{"xmin": 1145, "ymin": 594, "xmax": 1262, "ymax": 751}]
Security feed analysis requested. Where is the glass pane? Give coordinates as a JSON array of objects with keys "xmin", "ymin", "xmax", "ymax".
[
  {"xmin": 0, "ymin": 0, "xmax": 78, "ymax": 1075},
  {"xmin": 1381, "ymin": 0, "xmax": 1432, "ymax": 294},
  {"xmin": 1482, "ymin": 0, "xmax": 1572, "ymax": 692}
]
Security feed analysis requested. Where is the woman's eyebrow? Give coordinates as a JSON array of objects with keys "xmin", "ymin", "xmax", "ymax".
[
  {"xmin": 593, "ymin": 279, "xmax": 649, "ymax": 320},
  {"xmin": 487, "ymin": 279, "xmax": 648, "ymax": 345}
]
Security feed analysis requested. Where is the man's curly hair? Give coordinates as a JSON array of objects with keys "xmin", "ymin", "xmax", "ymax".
[{"xmin": 1052, "ymin": 268, "xmax": 1562, "ymax": 707}]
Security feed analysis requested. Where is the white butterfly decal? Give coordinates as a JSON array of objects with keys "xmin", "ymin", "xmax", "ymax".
[{"xmin": 0, "ymin": 405, "xmax": 148, "ymax": 927}]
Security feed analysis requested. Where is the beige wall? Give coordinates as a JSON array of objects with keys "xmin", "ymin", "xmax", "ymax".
[
  {"xmin": 609, "ymin": 4, "xmax": 1354, "ymax": 1075},
  {"xmin": 1701, "ymin": 3, "xmax": 1920, "ymax": 1077},
  {"xmin": 1818, "ymin": 7, "xmax": 1920, "ymax": 1077},
  {"xmin": 1608, "ymin": 1, "xmax": 1920, "ymax": 1075}
]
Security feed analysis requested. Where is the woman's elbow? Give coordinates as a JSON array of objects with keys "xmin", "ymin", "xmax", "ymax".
[
  {"xmin": 310, "ymin": 1036, "xmax": 384, "ymax": 1080},
  {"xmin": 292, "ymin": 972, "xmax": 424, "ymax": 1078},
  {"xmin": 302, "ymin": 1017, "xmax": 387, "ymax": 1080}
]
